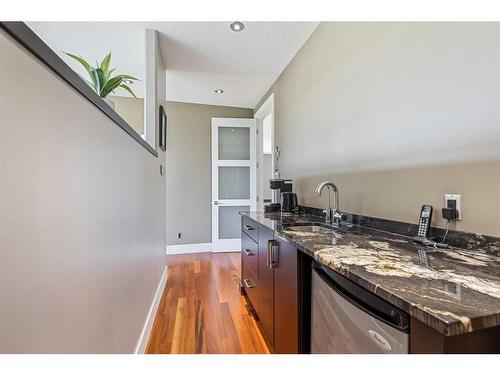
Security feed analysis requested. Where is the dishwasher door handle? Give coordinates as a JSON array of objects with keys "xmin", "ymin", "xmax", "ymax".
[{"xmin": 312, "ymin": 262, "xmax": 409, "ymax": 331}]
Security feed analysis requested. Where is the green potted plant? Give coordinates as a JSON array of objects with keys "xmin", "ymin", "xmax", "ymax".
[{"xmin": 64, "ymin": 52, "xmax": 138, "ymax": 109}]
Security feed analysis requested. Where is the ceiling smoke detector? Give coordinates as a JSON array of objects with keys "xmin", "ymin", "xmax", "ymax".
[
  {"xmin": 230, "ymin": 22, "xmax": 245, "ymax": 32},
  {"xmin": 214, "ymin": 89, "xmax": 224, "ymax": 94}
]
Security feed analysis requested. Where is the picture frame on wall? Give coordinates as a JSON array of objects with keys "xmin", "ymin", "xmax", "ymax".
[{"xmin": 159, "ymin": 105, "xmax": 167, "ymax": 151}]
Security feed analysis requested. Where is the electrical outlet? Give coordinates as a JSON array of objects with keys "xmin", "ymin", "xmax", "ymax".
[
  {"xmin": 177, "ymin": 232, "xmax": 182, "ymax": 239},
  {"xmin": 444, "ymin": 194, "xmax": 461, "ymax": 220}
]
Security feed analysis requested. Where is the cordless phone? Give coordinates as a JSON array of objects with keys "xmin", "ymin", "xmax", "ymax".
[
  {"xmin": 416, "ymin": 205, "xmax": 433, "ymax": 239},
  {"xmin": 414, "ymin": 205, "xmax": 449, "ymax": 248}
]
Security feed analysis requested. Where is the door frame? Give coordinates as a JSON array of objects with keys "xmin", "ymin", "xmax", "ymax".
[
  {"xmin": 211, "ymin": 117, "xmax": 257, "ymax": 252},
  {"xmin": 254, "ymin": 93, "xmax": 275, "ymax": 211}
]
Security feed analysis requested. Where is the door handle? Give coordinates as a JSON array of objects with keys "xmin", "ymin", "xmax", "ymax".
[
  {"xmin": 243, "ymin": 279, "xmax": 255, "ymax": 289},
  {"xmin": 268, "ymin": 240, "xmax": 279, "ymax": 268},
  {"xmin": 244, "ymin": 224, "xmax": 253, "ymax": 231},
  {"xmin": 271, "ymin": 240, "xmax": 279, "ymax": 268},
  {"xmin": 214, "ymin": 201, "xmax": 219, "ymax": 205},
  {"xmin": 244, "ymin": 248, "xmax": 253, "ymax": 256},
  {"xmin": 267, "ymin": 240, "xmax": 271, "ymax": 267}
]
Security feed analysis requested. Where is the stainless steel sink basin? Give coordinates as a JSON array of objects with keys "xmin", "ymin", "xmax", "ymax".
[{"xmin": 286, "ymin": 225, "xmax": 333, "ymax": 234}]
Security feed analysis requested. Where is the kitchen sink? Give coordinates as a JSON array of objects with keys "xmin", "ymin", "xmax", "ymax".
[
  {"xmin": 286, "ymin": 221, "xmax": 356, "ymax": 233},
  {"xmin": 286, "ymin": 225, "xmax": 333, "ymax": 234}
]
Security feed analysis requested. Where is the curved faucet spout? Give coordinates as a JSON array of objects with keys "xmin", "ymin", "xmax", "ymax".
[
  {"xmin": 314, "ymin": 181, "xmax": 341, "ymax": 225},
  {"xmin": 315, "ymin": 181, "xmax": 331, "ymax": 195}
]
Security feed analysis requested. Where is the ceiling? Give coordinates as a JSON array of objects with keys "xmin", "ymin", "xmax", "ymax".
[{"xmin": 28, "ymin": 22, "xmax": 318, "ymax": 108}]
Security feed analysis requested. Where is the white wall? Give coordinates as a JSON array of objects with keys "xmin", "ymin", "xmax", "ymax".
[
  {"xmin": 109, "ymin": 96, "xmax": 144, "ymax": 136},
  {"xmin": 0, "ymin": 28, "xmax": 166, "ymax": 353},
  {"xmin": 145, "ymin": 29, "xmax": 161, "ymax": 149},
  {"xmin": 256, "ymin": 22, "xmax": 500, "ymax": 236},
  {"xmin": 263, "ymin": 154, "xmax": 273, "ymax": 201}
]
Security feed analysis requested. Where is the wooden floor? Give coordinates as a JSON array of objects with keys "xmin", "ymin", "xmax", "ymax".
[{"xmin": 146, "ymin": 252, "xmax": 270, "ymax": 354}]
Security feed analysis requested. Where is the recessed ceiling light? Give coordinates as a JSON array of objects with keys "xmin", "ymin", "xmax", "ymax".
[
  {"xmin": 230, "ymin": 22, "xmax": 245, "ymax": 32},
  {"xmin": 215, "ymin": 89, "xmax": 224, "ymax": 94},
  {"xmin": 123, "ymin": 79, "xmax": 133, "ymax": 84}
]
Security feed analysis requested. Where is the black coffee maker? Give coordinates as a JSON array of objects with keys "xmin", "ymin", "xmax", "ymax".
[
  {"xmin": 265, "ymin": 179, "xmax": 291, "ymax": 212},
  {"xmin": 265, "ymin": 179, "xmax": 297, "ymax": 213},
  {"xmin": 281, "ymin": 192, "xmax": 298, "ymax": 214}
]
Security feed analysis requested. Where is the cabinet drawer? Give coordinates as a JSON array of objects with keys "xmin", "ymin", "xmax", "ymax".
[
  {"xmin": 241, "ymin": 231, "xmax": 259, "ymax": 278},
  {"xmin": 242, "ymin": 216, "xmax": 258, "ymax": 243},
  {"xmin": 242, "ymin": 257, "xmax": 258, "ymax": 313}
]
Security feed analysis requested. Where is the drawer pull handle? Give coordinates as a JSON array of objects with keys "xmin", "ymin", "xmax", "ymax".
[
  {"xmin": 244, "ymin": 248, "xmax": 253, "ymax": 256},
  {"xmin": 243, "ymin": 279, "xmax": 255, "ymax": 289},
  {"xmin": 244, "ymin": 225, "xmax": 254, "ymax": 231}
]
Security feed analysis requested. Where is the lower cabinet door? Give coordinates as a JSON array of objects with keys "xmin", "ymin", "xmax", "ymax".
[
  {"xmin": 242, "ymin": 257, "xmax": 258, "ymax": 313},
  {"xmin": 258, "ymin": 225, "xmax": 275, "ymax": 346},
  {"xmin": 273, "ymin": 238, "xmax": 299, "ymax": 353},
  {"xmin": 241, "ymin": 231, "xmax": 259, "ymax": 278}
]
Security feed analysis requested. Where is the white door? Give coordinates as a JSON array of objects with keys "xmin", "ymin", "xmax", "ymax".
[{"xmin": 212, "ymin": 118, "xmax": 257, "ymax": 252}]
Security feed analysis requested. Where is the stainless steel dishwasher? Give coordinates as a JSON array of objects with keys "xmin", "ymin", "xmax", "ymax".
[{"xmin": 311, "ymin": 261, "xmax": 410, "ymax": 354}]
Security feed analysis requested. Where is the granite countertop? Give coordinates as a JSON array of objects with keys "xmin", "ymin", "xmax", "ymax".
[{"xmin": 241, "ymin": 211, "xmax": 500, "ymax": 336}]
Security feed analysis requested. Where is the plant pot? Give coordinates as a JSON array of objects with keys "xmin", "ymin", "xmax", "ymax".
[{"xmin": 104, "ymin": 98, "xmax": 115, "ymax": 110}]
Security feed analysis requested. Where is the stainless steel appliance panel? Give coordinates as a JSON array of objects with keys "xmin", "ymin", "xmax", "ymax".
[{"xmin": 311, "ymin": 268, "xmax": 409, "ymax": 354}]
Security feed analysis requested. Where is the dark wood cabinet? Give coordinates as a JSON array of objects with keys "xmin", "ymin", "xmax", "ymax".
[
  {"xmin": 241, "ymin": 231, "xmax": 259, "ymax": 314},
  {"xmin": 273, "ymin": 238, "xmax": 300, "ymax": 353},
  {"xmin": 241, "ymin": 217, "xmax": 301, "ymax": 353},
  {"xmin": 409, "ymin": 317, "xmax": 500, "ymax": 353},
  {"xmin": 257, "ymin": 225, "xmax": 275, "ymax": 347},
  {"xmin": 241, "ymin": 231, "xmax": 259, "ymax": 279},
  {"xmin": 242, "ymin": 216, "xmax": 259, "ymax": 242}
]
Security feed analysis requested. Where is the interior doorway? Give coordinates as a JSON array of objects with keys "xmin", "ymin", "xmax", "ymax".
[
  {"xmin": 254, "ymin": 93, "xmax": 275, "ymax": 211},
  {"xmin": 211, "ymin": 117, "xmax": 257, "ymax": 252}
]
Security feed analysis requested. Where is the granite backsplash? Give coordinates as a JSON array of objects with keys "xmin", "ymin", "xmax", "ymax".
[{"xmin": 299, "ymin": 205, "xmax": 500, "ymax": 256}]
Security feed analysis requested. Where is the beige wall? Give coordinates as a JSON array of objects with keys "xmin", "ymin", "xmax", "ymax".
[
  {"xmin": 109, "ymin": 96, "xmax": 144, "ymax": 136},
  {"xmin": 165, "ymin": 101, "xmax": 253, "ymax": 245},
  {"xmin": 0, "ymin": 29, "xmax": 166, "ymax": 353},
  {"xmin": 263, "ymin": 154, "xmax": 273, "ymax": 200},
  {"xmin": 256, "ymin": 22, "xmax": 500, "ymax": 236}
]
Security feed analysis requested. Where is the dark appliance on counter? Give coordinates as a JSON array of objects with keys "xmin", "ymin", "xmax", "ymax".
[
  {"xmin": 415, "ymin": 204, "xmax": 433, "ymax": 240},
  {"xmin": 310, "ymin": 261, "xmax": 409, "ymax": 354},
  {"xmin": 412, "ymin": 205, "xmax": 449, "ymax": 248},
  {"xmin": 281, "ymin": 192, "xmax": 298, "ymax": 214},
  {"xmin": 265, "ymin": 179, "xmax": 293, "ymax": 213}
]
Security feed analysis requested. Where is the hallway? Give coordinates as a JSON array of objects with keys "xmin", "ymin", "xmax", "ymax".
[{"xmin": 146, "ymin": 253, "xmax": 269, "ymax": 354}]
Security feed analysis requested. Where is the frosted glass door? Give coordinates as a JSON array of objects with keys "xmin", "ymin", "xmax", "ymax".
[
  {"xmin": 218, "ymin": 167, "xmax": 250, "ymax": 199},
  {"xmin": 218, "ymin": 127, "xmax": 250, "ymax": 160},
  {"xmin": 212, "ymin": 118, "xmax": 257, "ymax": 252},
  {"xmin": 219, "ymin": 205, "xmax": 251, "ymax": 239}
]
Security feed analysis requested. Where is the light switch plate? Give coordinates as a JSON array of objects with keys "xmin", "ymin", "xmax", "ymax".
[{"xmin": 444, "ymin": 194, "xmax": 461, "ymax": 220}]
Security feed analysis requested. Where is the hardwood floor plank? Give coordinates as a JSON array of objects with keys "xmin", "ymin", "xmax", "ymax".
[
  {"xmin": 146, "ymin": 252, "xmax": 269, "ymax": 354},
  {"xmin": 194, "ymin": 259, "xmax": 201, "ymax": 274},
  {"xmin": 170, "ymin": 297, "xmax": 187, "ymax": 354}
]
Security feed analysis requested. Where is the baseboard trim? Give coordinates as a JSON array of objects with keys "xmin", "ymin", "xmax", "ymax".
[
  {"xmin": 211, "ymin": 248, "xmax": 240, "ymax": 253},
  {"xmin": 166, "ymin": 242, "xmax": 212, "ymax": 255},
  {"xmin": 134, "ymin": 267, "xmax": 167, "ymax": 354}
]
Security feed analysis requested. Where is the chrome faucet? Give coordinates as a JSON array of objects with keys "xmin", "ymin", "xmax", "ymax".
[{"xmin": 314, "ymin": 181, "xmax": 342, "ymax": 225}]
